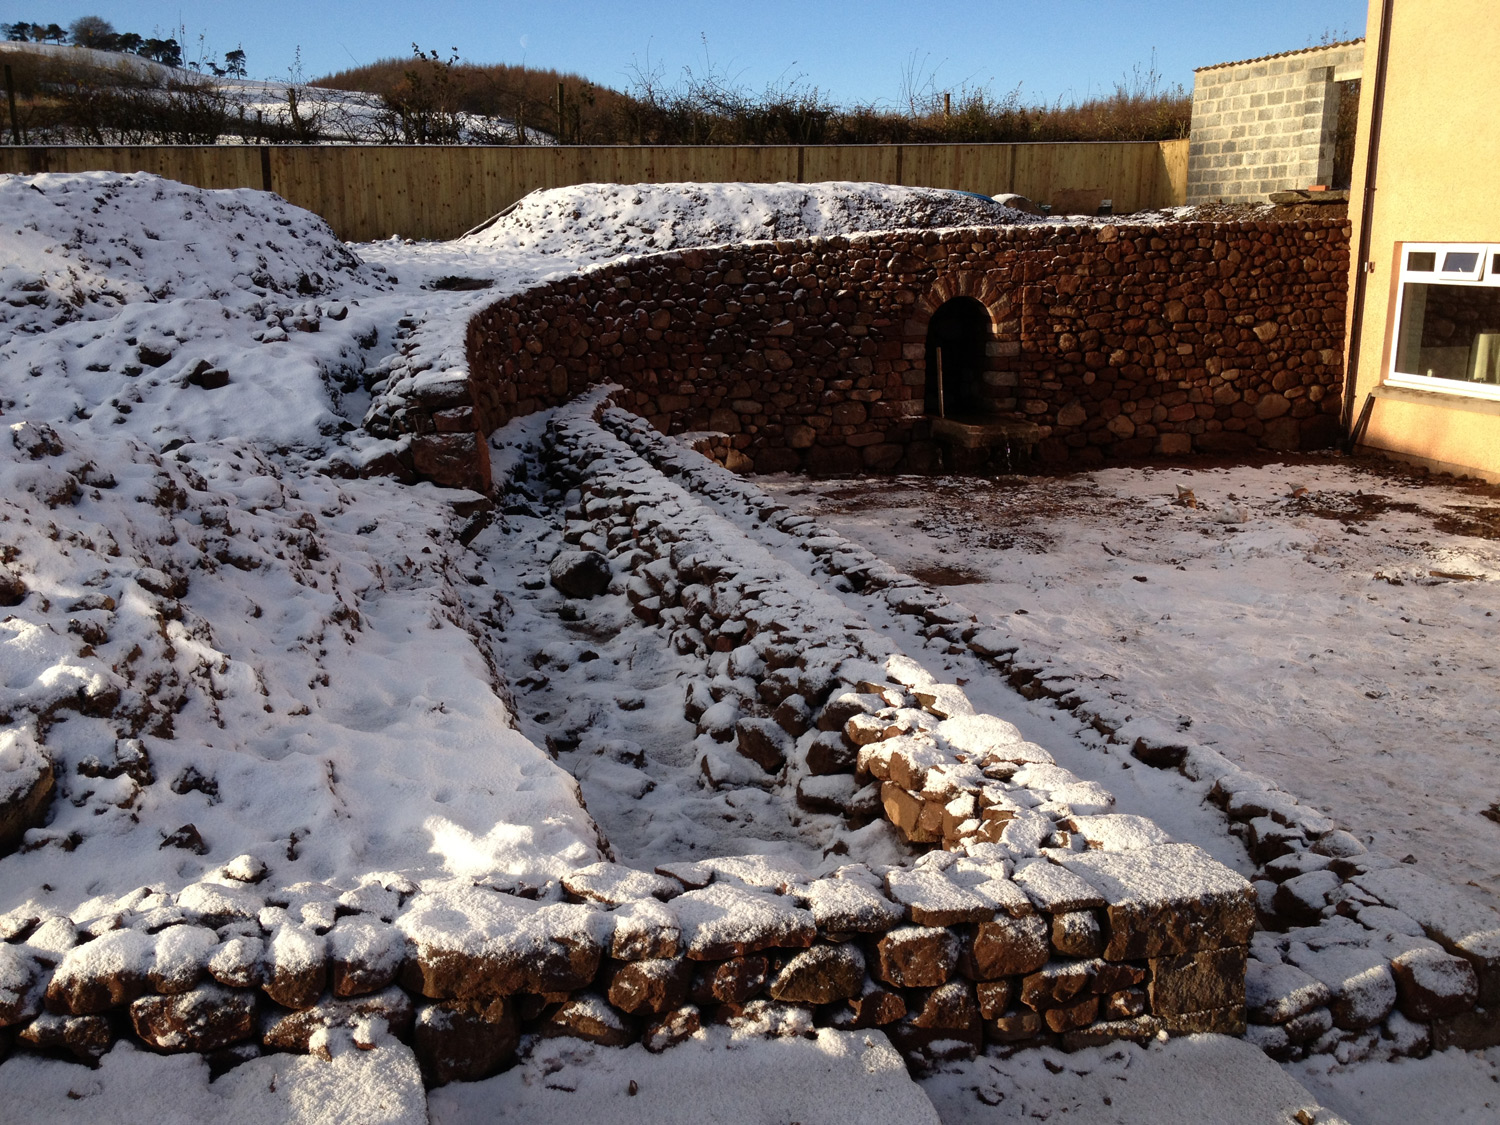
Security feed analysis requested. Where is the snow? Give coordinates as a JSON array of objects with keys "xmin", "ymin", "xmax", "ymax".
[
  {"xmin": 1, "ymin": 166, "xmax": 1496, "ymax": 1116},
  {"xmin": 763, "ymin": 465, "xmax": 1500, "ymax": 904},
  {"xmin": 428, "ymin": 1025, "xmax": 941, "ymax": 1125},
  {"xmin": 0, "ymin": 41, "xmax": 545, "ymax": 145},
  {"xmin": 462, "ymin": 180, "xmax": 1044, "ymax": 258},
  {"xmin": 0, "ymin": 1035, "xmax": 426, "ymax": 1124},
  {"xmin": 920, "ymin": 1033, "xmax": 1347, "ymax": 1124}
]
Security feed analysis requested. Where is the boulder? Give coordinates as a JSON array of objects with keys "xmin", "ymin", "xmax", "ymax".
[
  {"xmin": 549, "ymin": 550, "xmax": 612, "ymax": 598},
  {"xmin": 874, "ymin": 925, "xmax": 958, "ymax": 988},
  {"xmin": 767, "ymin": 944, "xmax": 865, "ymax": 1005},
  {"xmin": 413, "ymin": 998, "xmax": 518, "ymax": 1086},
  {"xmin": 130, "ymin": 984, "xmax": 257, "ymax": 1053}
]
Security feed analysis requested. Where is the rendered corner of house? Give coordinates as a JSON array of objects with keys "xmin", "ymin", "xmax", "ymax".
[{"xmin": 1345, "ymin": 0, "xmax": 1500, "ymax": 482}]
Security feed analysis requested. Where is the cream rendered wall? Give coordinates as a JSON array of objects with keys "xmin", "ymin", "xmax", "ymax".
[{"xmin": 1347, "ymin": 0, "xmax": 1500, "ymax": 479}]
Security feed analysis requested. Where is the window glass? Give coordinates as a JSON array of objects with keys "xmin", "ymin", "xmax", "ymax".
[
  {"xmin": 1394, "ymin": 282, "xmax": 1500, "ymax": 383},
  {"xmin": 1443, "ymin": 251, "xmax": 1481, "ymax": 273},
  {"xmin": 1407, "ymin": 251, "xmax": 1436, "ymax": 271}
]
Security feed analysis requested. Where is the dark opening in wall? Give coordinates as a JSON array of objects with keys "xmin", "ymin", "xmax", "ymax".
[{"xmin": 924, "ymin": 296, "xmax": 991, "ymax": 417}]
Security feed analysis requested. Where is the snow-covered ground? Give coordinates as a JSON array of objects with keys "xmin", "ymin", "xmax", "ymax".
[
  {"xmin": 763, "ymin": 462, "xmax": 1500, "ymax": 907},
  {"xmin": 2, "ymin": 168, "xmax": 1498, "ymax": 1119}
]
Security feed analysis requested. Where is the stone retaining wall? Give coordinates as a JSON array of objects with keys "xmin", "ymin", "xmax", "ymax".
[{"xmin": 366, "ymin": 219, "xmax": 1349, "ymax": 488}]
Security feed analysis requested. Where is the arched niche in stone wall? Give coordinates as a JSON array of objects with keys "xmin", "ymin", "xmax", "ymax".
[{"xmin": 923, "ymin": 296, "xmax": 992, "ymax": 418}]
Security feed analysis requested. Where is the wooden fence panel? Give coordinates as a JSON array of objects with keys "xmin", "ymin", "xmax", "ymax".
[{"xmin": 1, "ymin": 141, "xmax": 1189, "ymax": 241}]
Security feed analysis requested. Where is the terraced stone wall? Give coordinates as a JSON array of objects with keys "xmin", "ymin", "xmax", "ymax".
[{"xmin": 371, "ymin": 219, "xmax": 1349, "ymax": 487}]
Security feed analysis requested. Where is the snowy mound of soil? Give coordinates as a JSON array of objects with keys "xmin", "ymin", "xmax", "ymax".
[
  {"xmin": 462, "ymin": 180, "xmax": 1044, "ymax": 260},
  {"xmin": 0, "ymin": 171, "xmax": 362, "ymax": 334}
]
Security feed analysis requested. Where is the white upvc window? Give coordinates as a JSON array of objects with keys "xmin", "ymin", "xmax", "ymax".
[{"xmin": 1386, "ymin": 242, "xmax": 1500, "ymax": 401}]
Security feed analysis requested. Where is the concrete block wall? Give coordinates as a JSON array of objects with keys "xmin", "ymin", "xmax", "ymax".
[{"xmin": 1187, "ymin": 41, "xmax": 1364, "ymax": 204}]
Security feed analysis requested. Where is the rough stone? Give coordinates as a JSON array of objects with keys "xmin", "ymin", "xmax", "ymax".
[
  {"xmin": 549, "ymin": 550, "xmax": 613, "ymax": 598},
  {"xmin": 874, "ymin": 925, "xmax": 959, "ymax": 988},
  {"xmin": 414, "ymin": 997, "xmax": 519, "ymax": 1086}
]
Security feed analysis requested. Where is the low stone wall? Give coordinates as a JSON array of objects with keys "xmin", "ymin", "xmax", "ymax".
[
  {"xmin": 366, "ymin": 218, "xmax": 1349, "ymax": 487},
  {"xmin": 601, "ymin": 401, "xmax": 1500, "ymax": 1063}
]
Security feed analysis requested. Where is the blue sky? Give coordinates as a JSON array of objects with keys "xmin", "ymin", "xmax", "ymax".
[{"xmin": 8, "ymin": 1, "xmax": 1370, "ymax": 104}]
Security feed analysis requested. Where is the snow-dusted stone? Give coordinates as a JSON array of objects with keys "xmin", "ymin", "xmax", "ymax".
[
  {"xmin": 885, "ymin": 737, "xmax": 949, "ymax": 791},
  {"xmin": 911, "ymin": 683, "xmax": 974, "ymax": 720},
  {"xmin": 549, "ymin": 549, "xmax": 612, "ymax": 598},
  {"xmin": 767, "ymin": 944, "xmax": 865, "ymax": 1005},
  {"xmin": 1012, "ymin": 859, "xmax": 1107, "ymax": 913},
  {"xmin": 1148, "ymin": 946, "xmax": 1247, "ymax": 1026},
  {"xmin": 562, "ymin": 861, "xmax": 683, "ymax": 906},
  {"xmin": 889, "ymin": 979, "xmax": 982, "ymax": 1061},
  {"xmin": 45, "ymin": 927, "xmax": 155, "ymax": 1014},
  {"xmin": 148, "ymin": 924, "xmax": 219, "ymax": 994},
  {"xmin": 883, "ymin": 653, "xmax": 937, "ymax": 689},
  {"xmin": 965, "ymin": 914, "xmax": 1051, "ymax": 981},
  {"xmin": 694, "ymin": 954, "xmax": 769, "ymax": 1005},
  {"xmin": 413, "ymin": 998, "xmax": 519, "ymax": 1086},
  {"xmin": 947, "ymin": 858, "xmax": 1036, "ymax": 918},
  {"xmin": 795, "ymin": 774, "xmax": 879, "ymax": 819},
  {"xmin": 130, "ymin": 982, "xmax": 257, "ymax": 1053},
  {"xmin": 1245, "ymin": 958, "xmax": 1332, "ymax": 1024},
  {"xmin": 734, "ymin": 717, "xmax": 792, "ymax": 773},
  {"xmin": 0, "ymin": 945, "xmax": 39, "ymax": 1026},
  {"xmin": 1058, "ymin": 844, "xmax": 1256, "ymax": 960},
  {"xmin": 641, "ymin": 1004, "xmax": 701, "ymax": 1053},
  {"xmin": 1000, "ymin": 810, "xmax": 1058, "ymax": 858},
  {"xmin": 1391, "ymin": 946, "xmax": 1479, "ymax": 1021},
  {"xmin": 606, "ymin": 957, "xmax": 693, "ymax": 1015},
  {"xmin": 695, "ymin": 855, "xmax": 811, "ymax": 895},
  {"xmin": 1353, "ymin": 866, "xmax": 1500, "ymax": 1004},
  {"xmin": 263, "ymin": 923, "xmax": 327, "ymax": 1010},
  {"xmin": 817, "ymin": 691, "xmax": 885, "ymax": 733},
  {"xmin": 1285, "ymin": 943, "xmax": 1397, "ymax": 1030},
  {"xmin": 175, "ymin": 880, "xmax": 263, "ymax": 923},
  {"xmin": 874, "ymin": 925, "xmax": 960, "ymax": 988},
  {"xmin": 207, "ymin": 935, "xmax": 264, "ymax": 989},
  {"xmin": 935, "ymin": 714, "xmax": 1053, "ymax": 766},
  {"xmin": 220, "ymin": 853, "xmax": 269, "ymax": 884},
  {"xmin": 328, "ymin": 916, "xmax": 407, "ymax": 997},
  {"xmin": 1051, "ymin": 910, "xmax": 1105, "ymax": 958},
  {"xmin": 1273, "ymin": 869, "xmax": 1343, "ymax": 924},
  {"xmin": 1244, "ymin": 1020, "xmax": 1294, "ymax": 1059},
  {"xmin": 801, "ymin": 876, "xmax": 904, "ymax": 934},
  {"xmin": 18, "ymin": 1010, "xmax": 113, "ymax": 1062},
  {"xmin": 398, "ymin": 886, "xmax": 609, "ymax": 998},
  {"xmin": 0, "ymin": 726, "xmax": 54, "ymax": 855},
  {"xmin": 1284, "ymin": 1005, "xmax": 1334, "ymax": 1043},
  {"xmin": 1310, "ymin": 829, "xmax": 1366, "ymax": 858},
  {"xmin": 609, "ymin": 898, "xmax": 681, "ymax": 962},
  {"xmin": 885, "ymin": 868, "xmax": 993, "ymax": 926},
  {"xmin": 1059, "ymin": 814, "xmax": 1166, "ymax": 851},
  {"xmin": 967, "ymin": 628, "xmax": 1015, "ymax": 658},
  {"xmin": 263, "ymin": 986, "xmax": 415, "ymax": 1052},
  {"xmin": 542, "ymin": 992, "xmax": 635, "ymax": 1046},
  {"xmin": 672, "ymin": 884, "xmax": 815, "ymax": 960}
]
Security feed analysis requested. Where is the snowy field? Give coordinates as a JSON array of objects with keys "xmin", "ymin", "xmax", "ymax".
[{"xmin": 2, "ymin": 169, "xmax": 1499, "ymax": 1120}]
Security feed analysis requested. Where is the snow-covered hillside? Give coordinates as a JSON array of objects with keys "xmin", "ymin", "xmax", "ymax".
[{"xmin": 0, "ymin": 41, "xmax": 549, "ymax": 144}]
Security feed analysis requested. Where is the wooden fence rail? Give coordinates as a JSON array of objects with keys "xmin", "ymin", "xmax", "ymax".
[{"xmin": 1, "ymin": 140, "xmax": 1189, "ymax": 243}]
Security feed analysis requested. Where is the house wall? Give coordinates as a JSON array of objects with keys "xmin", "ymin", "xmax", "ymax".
[
  {"xmin": 1187, "ymin": 41, "xmax": 1364, "ymax": 204},
  {"xmin": 365, "ymin": 220, "xmax": 1350, "ymax": 489},
  {"xmin": 1345, "ymin": 0, "xmax": 1500, "ymax": 480}
]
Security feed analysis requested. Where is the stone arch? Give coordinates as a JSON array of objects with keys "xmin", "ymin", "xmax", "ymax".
[{"xmin": 907, "ymin": 271, "xmax": 1014, "ymax": 419}]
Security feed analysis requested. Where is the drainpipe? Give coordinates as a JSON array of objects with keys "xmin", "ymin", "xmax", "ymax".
[{"xmin": 1341, "ymin": 0, "xmax": 1395, "ymax": 446}]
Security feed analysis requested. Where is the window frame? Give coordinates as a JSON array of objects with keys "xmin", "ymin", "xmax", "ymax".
[{"xmin": 1386, "ymin": 241, "xmax": 1500, "ymax": 401}]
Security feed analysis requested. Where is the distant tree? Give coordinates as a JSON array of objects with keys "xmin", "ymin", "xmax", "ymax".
[
  {"xmin": 141, "ymin": 38, "xmax": 182, "ymax": 67},
  {"xmin": 4, "ymin": 21, "xmax": 30, "ymax": 41},
  {"xmin": 224, "ymin": 47, "xmax": 246, "ymax": 78},
  {"xmin": 116, "ymin": 32, "xmax": 143, "ymax": 54},
  {"xmin": 41, "ymin": 23, "xmax": 66, "ymax": 44},
  {"xmin": 68, "ymin": 15, "xmax": 116, "ymax": 48}
]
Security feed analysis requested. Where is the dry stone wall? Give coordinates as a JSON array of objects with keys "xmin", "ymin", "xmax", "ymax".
[{"xmin": 366, "ymin": 219, "xmax": 1349, "ymax": 488}]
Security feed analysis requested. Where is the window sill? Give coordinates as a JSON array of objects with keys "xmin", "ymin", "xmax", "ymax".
[{"xmin": 1376, "ymin": 381, "xmax": 1500, "ymax": 416}]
